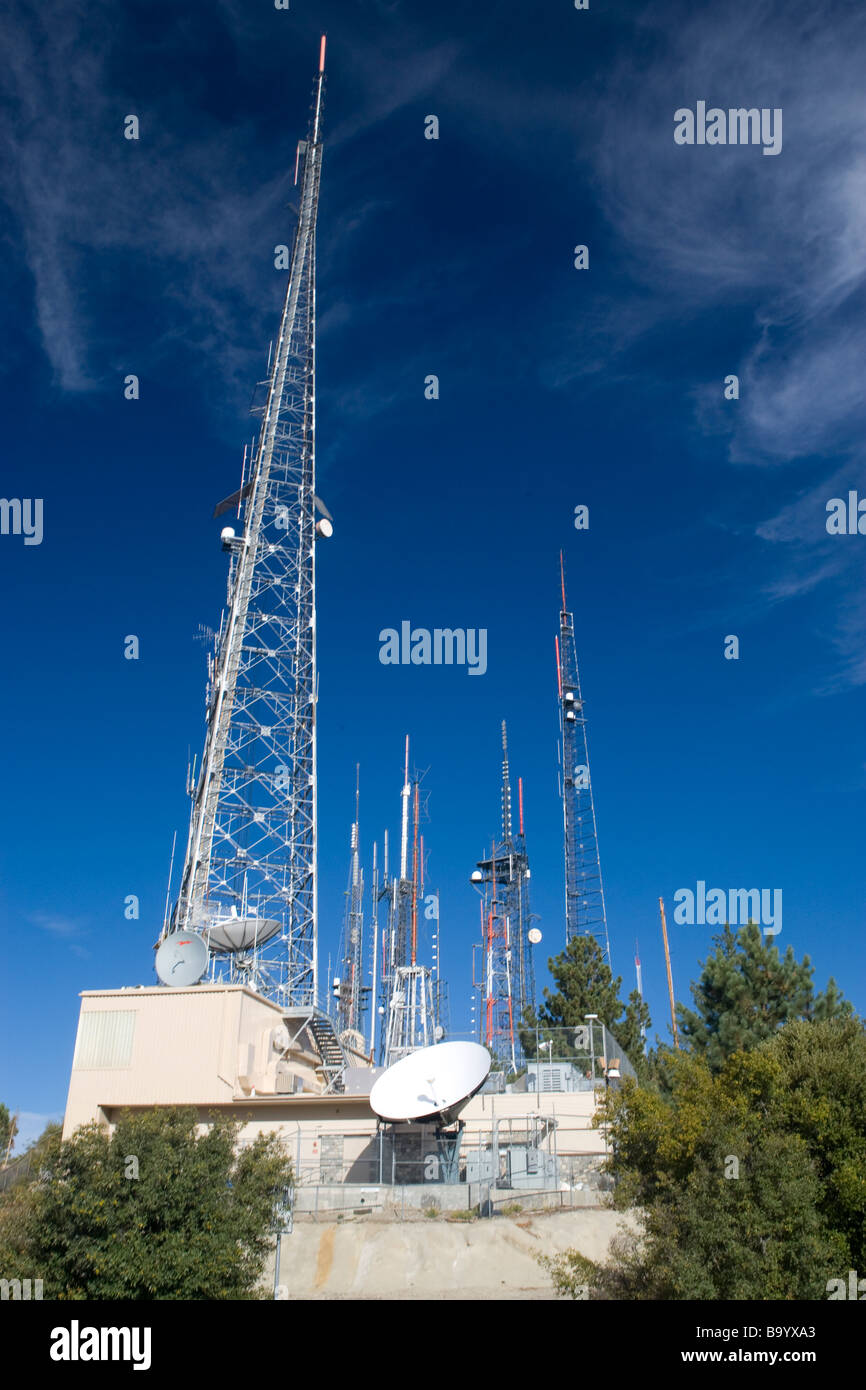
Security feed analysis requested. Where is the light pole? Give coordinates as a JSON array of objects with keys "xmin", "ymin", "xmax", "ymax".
[
  {"xmin": 584, "ymin": 1013, "xmax": 608, "ymax": 1162},
  {"xmin": 584, "ymin": 1013, "xmax": 599, "ymax": 1082}
]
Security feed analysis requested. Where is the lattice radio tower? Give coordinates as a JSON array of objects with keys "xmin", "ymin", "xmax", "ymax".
[
  {"xmin": 170, "ymin": 39, "xmax": 331, "ymax": 1006},
  {"xmin": 472, "ymin": 721, "xmax": 537, "ymax": 1072},
  {"xmin": 334, "ymin": 766, "xmax": 368, "ymax": 1039},
  {"xmin": 379, "ymin": 738, "xmax": 437, "ymax": 1065},
  {"xmin": 556, "ymin": 555, "xmax": 611, "ymax": 962}
]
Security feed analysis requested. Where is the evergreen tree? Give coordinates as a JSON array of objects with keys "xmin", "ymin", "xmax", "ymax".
[
  {"xmin": 545, "ymin": 1017, "xmax": 866, "ymax": 1300},
  {"xmin": 812, "ymin": 976, "xmax": 854, "ymax": 1023},
  {"xmin": 535, "ymin": 933, "xmax": 623, "ymax": 1030},
  {"xmin": 0, "ymin": 1103, "xmax": 11, "ymax": 1161},
  {"xmin": 677, "ymin": 921, "xmax": 852, "ymax": 1072},
  {"xmin": 519, "ymin": 934, "xmax": 649, "ymax": 1073},
  {"xmin": 619, "ymin": 990, "xmax": 652, "ymax": 1081}
]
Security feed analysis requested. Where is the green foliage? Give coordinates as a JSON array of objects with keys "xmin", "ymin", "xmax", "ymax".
[
  {"xmin": 812, "ymin": 976, "xmax": 854, "ymax": 1024},
  {"xmin": 0, "ymin": 1104, "xmax": 12, "ymax": 1160},
  {"xmin": 519, "ymin": 934, "xmax": 649, "ymax": 1075},
  {"xmin": 619, "ymin": 991, "xmax": 652, "ymax": 1082},
  {"xmin": 25, "ymin": 1121, "xmax": 63, "ymax": 1159},
  {"xmin": 0, "ymin": 1107, "xmax": 292, "ymax": 1300},
  {"xmin": 677, "ymin": 922, "xmax": 853, "ymax": 1072},
  {"xmin": 531, "ymin": 933, "xmax": 623, "ymax": 1032},
  {"xmin": 558, "ymin": 1018, "xmax": 866, "ymax": 1299},
  {"xmin": 539, "ymin": 1247, "xmax": 595, "ymax": 1298}
]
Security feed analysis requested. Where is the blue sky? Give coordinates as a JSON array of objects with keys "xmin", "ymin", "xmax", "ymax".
[{"xmin": 1, "ymin": 0, "xmax": 864, "ymax": 1137}]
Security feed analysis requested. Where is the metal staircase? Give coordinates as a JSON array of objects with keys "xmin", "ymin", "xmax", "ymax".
[{"xmin": 307, "ymin": 1011, "xmax": 346, "ymax": 1093}]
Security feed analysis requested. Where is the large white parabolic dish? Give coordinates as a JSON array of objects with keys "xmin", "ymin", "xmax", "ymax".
[
  {"xmin": 370, "ymin": 1041, "xmax": 492, "ymax": 1124},
  {"xmin": 206, "ymin": 914, "xmax": 282, "ymax": 953}
]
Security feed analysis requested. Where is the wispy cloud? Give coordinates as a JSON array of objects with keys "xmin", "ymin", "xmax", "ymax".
[
  {"xmin": 28, "ymin": 911, "xmax": 91, "ymax": 958},
  {"xmin": 2, "ymin": 1, "xmax": 863, "ymax": 686},
  {"xmin": 0, "ymin": 2, "xmax": 469, "ymax": 435},
  {"xmin": 536, "ymin": 3, "xmax": 866, "ymax": 447},
  {"xmin": 7, "ymin": 1111, "xmax": 64, "ymax": 1153},
  {"xmin": 536, "ymin": 0, "xmax": 866, "ymax": 686},
  {"xmin": 28, "ymin": 912, "xmax": 83, "ymax": 938},
  {"xmin": 0, "ymin": 5, "xmax": 318, "ymax": 404}
]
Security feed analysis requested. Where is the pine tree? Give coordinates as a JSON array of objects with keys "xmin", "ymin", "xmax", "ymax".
[
  {"xmin": 677, "ymin": 921, "xmax": 852, "ymax": 1072},
  {"xmin": 536, "ymin": 933, "xmax": 623, "ymax": 1029},
  {"xmin": 811, "ymin": 976, "xmax": 854, "ymax": 1023},
  {"xmin": 619, "ymin": 990, "xmax": 652, "ymax": 1079},
  {"xmin": 519, "ymin": 934, "xmax": 649, "ymax": 1072}
]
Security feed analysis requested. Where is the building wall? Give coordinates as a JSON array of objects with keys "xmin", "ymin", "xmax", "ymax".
[
  {"xmin": 63, "ymin": 987, "xmax": 606, "ymax": 1162},
  {"xmin": 64, "ymin": 985, "xmax": 296, "ymax": 1137}
]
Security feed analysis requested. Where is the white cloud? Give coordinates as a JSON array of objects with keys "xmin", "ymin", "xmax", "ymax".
[
  {"xmin": 7, "ymin": 1111, "xmax": 63, "ymax": 1154},
  {"xmin": 27, "ymin": 912, "xmax": 83, "ymax": 938}
]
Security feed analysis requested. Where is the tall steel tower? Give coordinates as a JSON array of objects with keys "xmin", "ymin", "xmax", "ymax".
[
  {"xmin": 556, "ymin": 555, "xmax": 611, "ymax": 962},
  {"xmin": 170, "ymin": 39, "xmax": 331, "ymax": 1006},
  {"xmin": 472, "ymin": 721, "xmax": 537, "ymax": 1071},
  {"xmin": 334, "ymin": 767, "xmax": 368, "ymax": 1039},
  {"xmin": 379, "ymin": 739, "xmax": 437, "ymax": 1065}
]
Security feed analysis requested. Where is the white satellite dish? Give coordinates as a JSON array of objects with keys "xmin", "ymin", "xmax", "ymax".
[
  {"xmin": 206, "ymin": 913, "xmax": 281, "ymax": 953},
  {"xmin": 528, "ymin": 927, "xmax": 542, "ymax": 945},
  {"xmin": 370, "ymin": 1041, "xmax": 491, "ymax": 1125},
  {"xmin": 155, "ymin": 931, "xmax": 209, "ymax": 987}
]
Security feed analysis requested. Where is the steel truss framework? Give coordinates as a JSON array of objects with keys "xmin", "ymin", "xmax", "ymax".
[
  {"xmin": 173, "ymin": 54, "xmax": 327, "ymax": 1006},
  {"xmin": 377, "ymin": 740, "xmax": 439, "ymax": 1065},
  {"xmin": 556, "ymin": 559, "xmax": 611, "ymax": 962},
  {"xmin": 383, "ymin": 965, "xmax": 437, "ymax": 1067},
  {"xmin": 474, "ymin": 721, "xmax": 536, "ymax": 1072},
  {"xmin": 335, "ymin": 769, "xmax": 367, "ymax": 1037}
]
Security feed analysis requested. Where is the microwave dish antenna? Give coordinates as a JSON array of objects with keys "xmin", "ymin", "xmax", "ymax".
[
  {"xmin": 155, "ymin": 931, "xmax": 209, "ymax": 987},
  {"xmin": 370, "ymin": 1040, "xmax": 491, "ymax": 1125}
]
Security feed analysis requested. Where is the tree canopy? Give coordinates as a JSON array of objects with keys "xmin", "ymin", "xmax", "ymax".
[
  {"xmin": 0, "ymin": 1107, "xmax": 292, "ymax": 1300},
  {"xmin": 0, "ymin": 1103, "xmax": 12, "ymax": 1161},
  {"xmin": 546, "ymin": 1016, "xmax": 866, "ymax": 1300},
  {"xmin": 678, "ymin": 921, "xmax": 853, "ymax": 1072},
  {"xmin": 519, "ymin": 933, "xmax": 651, "ymax": 1078}
]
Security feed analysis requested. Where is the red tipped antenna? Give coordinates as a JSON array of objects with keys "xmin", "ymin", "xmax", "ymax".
[
  {"xmin": 319, "ymin": 35, "xmax": 327, "ymax": 72},
  {"xmin": 410, "ymin": 783, "xmax": 420, "ymax": 965}
]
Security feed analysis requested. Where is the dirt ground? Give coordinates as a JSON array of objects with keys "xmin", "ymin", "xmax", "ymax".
[{"xmin": 265, "ymin": 1207, "xmax": 634, "ymax": 1300}]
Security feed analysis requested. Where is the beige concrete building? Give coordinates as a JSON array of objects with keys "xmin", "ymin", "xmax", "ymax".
[{"xmin": 64, "ymin": 984, "xmax": 607, "ymax": 1212}]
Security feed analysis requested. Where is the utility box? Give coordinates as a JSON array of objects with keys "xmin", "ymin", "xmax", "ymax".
[
  {"xmin": 524, "ymin": 1062, "xmax": 587, "ymax": 1093},
  {"xmin": 343, "ymin": 1066, "xmax": 383, "ymax": 1095},
  {"xmin": 503, "ymin": 1146, "xmax": 558, "ymax": 1189},
  {"xmin": 465, "ymin": 1149, "xmax": 496, "ymax": 1183}
]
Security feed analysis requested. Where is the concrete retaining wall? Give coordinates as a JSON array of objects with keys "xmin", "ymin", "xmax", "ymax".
[{"xmin": 267, "ymin": 1206, "xmax": 635, "ymax": 1300}]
